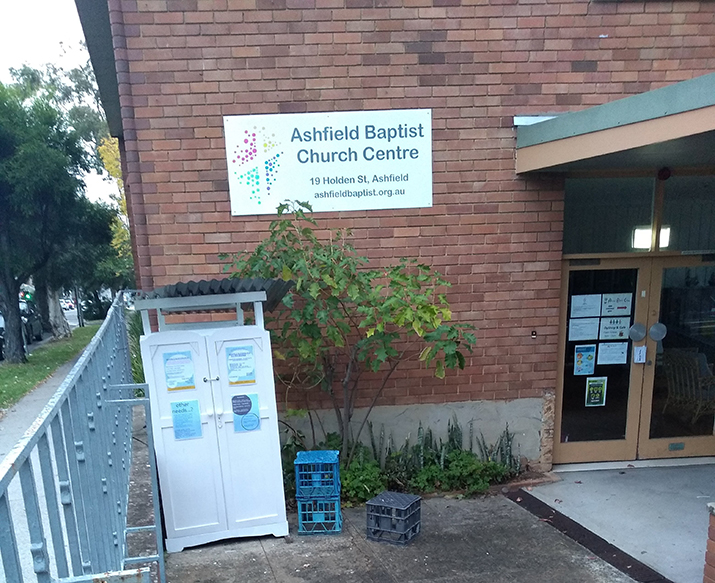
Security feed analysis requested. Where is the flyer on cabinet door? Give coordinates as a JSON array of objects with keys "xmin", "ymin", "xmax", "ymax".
[
  {"xmin": 163, "ymin": 351, "xmax": 196, "ymax": 391},
  {"xmin": 171, "ymin": 400, "xmax": 202, "ymax": 440},
  {"xmin": 232, "ymin": 394, "xmax": 261, "ymax": 433},
  {"xmin": 224, "ymin": 109, "xmax": 433, "ymax": 216},
  {"xmin": 226, "ymin": 345, "xmax": 256, "ymax": 385}
]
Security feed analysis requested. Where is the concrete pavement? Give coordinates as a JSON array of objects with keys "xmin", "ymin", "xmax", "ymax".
[
  {"xmin": 530, "ymin": 462, "xmax": 715, "ymax": 583},
  {"xmin": 163, "ymin": 496, "xmax": 636, "ymax": 583},
  {"xmin": 0, "ymin": 356, "xmax": 80, "ymax": 460}
]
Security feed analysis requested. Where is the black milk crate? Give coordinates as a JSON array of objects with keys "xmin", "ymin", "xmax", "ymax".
[
  {"xmin": 297, "ymin": 498, "xmax": 342, "ymax": 535},
  {"xmin": 366, "ymin": 491, "xmax": 421, "ymax": 545},
  {"xmin": 294, "ymin": 450, "xmax": 340, "ymax": 499}
]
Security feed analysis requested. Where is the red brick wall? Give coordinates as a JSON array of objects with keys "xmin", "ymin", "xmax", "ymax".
[
  {"xmin": 705, "ymin": 504, "xmax": 715, "ymax": 583},
  {"xmin": 106, "ymin": 0, "xmax": 715, "ymax": 409}
]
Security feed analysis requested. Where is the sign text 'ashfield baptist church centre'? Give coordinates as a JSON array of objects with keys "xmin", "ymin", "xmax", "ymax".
[{"xmin": 223, "ymin": 109, "xmax": 432, "ymax": 216}]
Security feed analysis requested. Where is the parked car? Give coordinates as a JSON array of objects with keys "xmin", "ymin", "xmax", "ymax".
[{"xmin": 20, "ymin": 300, "xmax": 43, "ymax": 343}]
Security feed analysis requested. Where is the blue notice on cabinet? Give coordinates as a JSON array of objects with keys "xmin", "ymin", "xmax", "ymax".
[
  {"xmin": 171, "ymin": 400, "xmax": 202, "ymax": 440},
  {"xmin": 232, "ymin": 393, "xmax": 260, "ymax": 433}
]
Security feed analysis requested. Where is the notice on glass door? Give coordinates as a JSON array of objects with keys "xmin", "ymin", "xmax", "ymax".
[
  {"xmin": 585, "ymin": 377, "xmax": 607, "ymax": 407},
  {"xmin": 226, "ymin": 346, "xmax": 256, "ymax": 385},
  {"xmin": 570, "ymin": 294, "xmax": 602, "ymax": 318},
  {"xmin": 171, "ymin": 400, "xmax": 203, "ymax": 440},
  {"xmin": 599, "ymin": 317, "xmax": 630, "ymax": 340},
  {"xmin": 568, "ymin": 318, "xmax": 600, "ymax": 341},
  {"xmin": 601, "ymin": 293, "xmax": 632, "ymax": 317},
  {"xmin": 574, "ymin": 345, "xmax": 596, "ymax": 376},
  {"xmin": 597, "ymin": 342, "xmax": 628, "ymax": 365},
  {"xmin": 232, "ymin": 394, "xmax": 261, "ymax": 432},
  {"xmin": 163, "ymin": 351, "xmax": 196, "ymax": 391}
]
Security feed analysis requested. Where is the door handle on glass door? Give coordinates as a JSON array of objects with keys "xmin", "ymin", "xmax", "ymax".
[{"xmin": 203, "ymin": 376, "xmax": 219, "ymax": 382}]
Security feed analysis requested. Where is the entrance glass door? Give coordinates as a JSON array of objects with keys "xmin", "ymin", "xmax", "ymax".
[
  {"xmin": 555, "ymin": 260, "xmax": 650, "ymax": 463},
  {"xmin": 555, "ymin": 256, "xmax": 715, "ymax": 463},
  {"xmin": 638, "ymin": 257, "xmax": 715, "ymax": 458}
]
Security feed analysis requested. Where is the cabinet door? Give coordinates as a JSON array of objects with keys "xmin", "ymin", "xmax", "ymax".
[
  {"xmin": 140, "ymin": 331, "xmax": 227, "ymax": 544},
  {"xmin": 206, "ymin": 326, "xmax": 288, "ymax": 536}
]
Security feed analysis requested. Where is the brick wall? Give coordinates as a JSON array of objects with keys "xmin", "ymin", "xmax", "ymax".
[
  {"xmin": 106, "ymin": 0, "xmax": 715, "ymax": 410},
  {"xmin": 705, "ymin": 503, "xmax": 715, "ymax": 583}
]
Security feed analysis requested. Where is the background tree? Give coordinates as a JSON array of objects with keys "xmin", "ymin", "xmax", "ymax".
[
  {"xmin": 9, "ymin": 58, "xmax": 134, "ymax": 337},
  {"xmin": 37, "ymin": 197, "xmax": 119, "ymax": 335},
  {"xmin": 225, "ymin": 202, "xmax": 476, "ymax": 466},
  {"xmin": 98, "ymin": 136, "xmax": 135, "ymax": 291},
  {"xmin": 0, "ymin": 83, "xmax": 88, "ymax": 362},
  {"xmin": 10, "ymin": 60, "xmax": 108, "ymax": 172}
]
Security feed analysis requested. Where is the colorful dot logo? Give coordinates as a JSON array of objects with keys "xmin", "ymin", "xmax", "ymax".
[
  {"xmin": 233, "ymin": 130, "xmax": 258, "ymax": 165},
  {"xmin": 230, "ymin": 126, "xmax": 282, "ymax": 206},
  {"xmin": 235, "ymin": 167, "xmax": 261, "ymax": 204},
  {"xmin": 264, "ymin": 154, "xmax": 280, "ymax": 194}
]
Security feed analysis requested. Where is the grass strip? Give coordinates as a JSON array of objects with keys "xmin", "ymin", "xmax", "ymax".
[{"xmin": 0, "ymin": 324, "xmax": 101, "ymax": 410}]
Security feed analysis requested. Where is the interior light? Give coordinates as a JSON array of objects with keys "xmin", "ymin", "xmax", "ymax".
[{"xmin": 632, "ymin": 227, "xmax": 671, "ymax": 250}]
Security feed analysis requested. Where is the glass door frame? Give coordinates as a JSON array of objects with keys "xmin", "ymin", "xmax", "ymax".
[
  {"xmin": 554, "ymin": 257, "xmax": 653, "ymax": 464},
  {"xmin": 637, "ymin": 255, "xmax": 715, "ymax": 459}
]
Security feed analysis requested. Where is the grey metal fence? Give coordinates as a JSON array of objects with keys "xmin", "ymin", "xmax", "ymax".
[{"xmin": 0, "ymin": 297, "xmax": 164, "ymax": 583}]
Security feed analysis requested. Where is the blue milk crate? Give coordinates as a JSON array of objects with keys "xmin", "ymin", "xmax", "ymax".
[
  {"xmin": 297, "ymin": 498, "xmax": 342, "ymax": 535},
  {"xmin": 294, "ymin": 450, "xmax": 340, "ymax": 499},
  {"xmin": 366, "ymin": 491, "xmax": 421, "ymax": 545}
]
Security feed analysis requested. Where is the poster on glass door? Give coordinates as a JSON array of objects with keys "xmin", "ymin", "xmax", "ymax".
[
  {"xmin": 570, "ymin": 294, "xmax": 602, "ymax": 318},
  {"xmin": 599, "ymin": 317, "xmax": 630, "ymax": 340},
  {"xmin": 601, "ymin": 293, "xmax": 632, "ymax": 316},
  {"xmin": 585, "ymin": 377, "xmax": 607, "ymax": 407},
  {"xmin": 597, "ymin": 342, "xmax": 628, "ymax": 365},
  {"xmin": 574, "ymin": 345, "xmax": 596, "ymax": 375}
]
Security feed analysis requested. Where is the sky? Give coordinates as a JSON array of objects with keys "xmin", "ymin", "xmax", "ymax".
[{"xmin": 0, "ymin": 0, "xmax": 118, "ymax": 204}]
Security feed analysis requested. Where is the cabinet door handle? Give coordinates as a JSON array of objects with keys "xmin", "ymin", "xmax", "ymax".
[{"xmin": 203, "ymin": 376, "xmax": 219, "ymax": 382}]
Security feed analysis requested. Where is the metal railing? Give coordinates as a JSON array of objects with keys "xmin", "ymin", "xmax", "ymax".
[{"xmin": 0, "ymin": 296, "xmax": 165, "ymax": 583}]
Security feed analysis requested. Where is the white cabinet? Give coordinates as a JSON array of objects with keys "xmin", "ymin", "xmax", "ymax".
[{"xmin": 141, "ymin": 325, "xmax": 288, "ymax": 552}]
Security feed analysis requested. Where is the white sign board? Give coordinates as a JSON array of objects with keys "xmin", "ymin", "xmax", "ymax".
[{"xmin": 224, "ymin": 109, "xmax": 432, "ymax": 216}]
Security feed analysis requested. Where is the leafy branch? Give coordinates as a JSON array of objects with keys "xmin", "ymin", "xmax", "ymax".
[{"xmin": 223, "ymin": 201, "xmax": 476, "ymax": 466}]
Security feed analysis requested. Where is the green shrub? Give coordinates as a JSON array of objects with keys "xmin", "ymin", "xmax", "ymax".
[
  {"xmin": 410, "ymin": 464, "xmax": 445, "ymax": 493},
  {"xmin": 281, "ymin": 419, "xmax": 521, "ymax": 504},
  {"xmin": 444, "ymin": 451, "xmax": 508, "ymax": 494},
  {"xmin": 341, "ymin": 457, "xmax": 386, "ymax": 505},
  {"xmin": 127, "ymin": 309, "xmax": 145, "ymax": 385},
  {"xmin": 410, "ymin": 451, "xmax": 509, "ymax": 495}
]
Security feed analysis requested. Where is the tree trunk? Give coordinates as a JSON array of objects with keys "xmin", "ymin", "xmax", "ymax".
[
  {"xmin": 0, "ymin": 277, "xmax": 26, "ymax": 364},
  {"xmin": 48, "ymin": 288, "xmax": 71, "ymax": 339},
  {"xmin": 35, "ymin": 280, "xmax": 52, "ymax": 333},
  {"xmin": 75, "ymin": 287, "xmax": 84, "ymax": 327}
]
